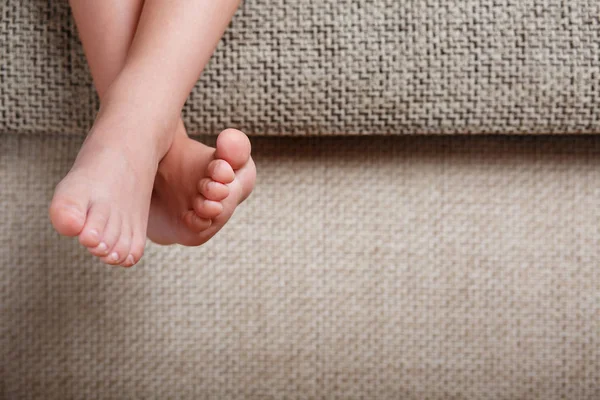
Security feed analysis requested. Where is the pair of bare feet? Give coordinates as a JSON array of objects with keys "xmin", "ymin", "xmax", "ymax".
[{"xmin": 49, "ymin": 91, "xmax": 256, "ymax": 267}]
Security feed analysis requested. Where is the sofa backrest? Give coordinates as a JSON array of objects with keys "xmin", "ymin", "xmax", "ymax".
[{"xmin": 1, "ymin": 0, "xmax": 599, "ymax": 136}]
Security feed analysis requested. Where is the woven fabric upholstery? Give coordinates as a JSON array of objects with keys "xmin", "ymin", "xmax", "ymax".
[
  {"xmin": 2, "ymin": 134, "xmax": 600, "ymax": 399},
  {"xmin": 1, "ymin": 0, "xmax": 599, "ymax": 136}
]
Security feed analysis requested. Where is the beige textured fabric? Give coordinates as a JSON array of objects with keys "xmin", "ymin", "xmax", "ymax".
[
  {"xmin": 1, "ymin": 133, "xmax": 599, "ymax": 399},
  {"xmin": 1, "ymin": 1, "xmax": 600, "ymax": 136}
]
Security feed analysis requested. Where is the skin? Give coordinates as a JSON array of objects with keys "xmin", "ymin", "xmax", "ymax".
[{"xmin": 49, "ymin": 0, "xmax": 256, "ymax": 267}]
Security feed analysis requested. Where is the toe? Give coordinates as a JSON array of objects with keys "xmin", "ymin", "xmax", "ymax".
[
  {"xmin": 215, "ymin": 129, "xmax": 251, "ymax": 170},
  {"xmin": 183, "ymin": 210, "xmax": 212, "ymax": 233},
  {"xmin": 122, "ymin": 254, "xmax": 136, "ymax": 268},
  {"xmin": 103, "ymin": 225, "xmax": 132, "ymax": 265},
  {"xmin": 88, "ymin": 213, "xmax": 121, "ymax": 258},
  {"xmin": 49, "ymin": 185, "xmax": 90, "ymax": 237},
  {"xmin": 207, "ymin": 159, "xmax": 235, "ymax": 184},
  {"xmin": 78, "ymin": 203, "xmax": 110, "ymax": 248},
  {"xmin": 198, "ymin": 178, "xmax": 229, "ymax": 201},
  {"xmin": 193, "ymin": 196, "xmax": 224, "ymax": 219},
  {"xmin": 124, "ymin": 236, "xmax": 146, "ymax": 267},
  {"xmin": 238, "ymin": 157, "xmax": 257, "ymax": 203}
]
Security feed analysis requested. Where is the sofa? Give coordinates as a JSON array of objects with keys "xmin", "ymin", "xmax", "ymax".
[{"xmin": 1, "ymin": 1, "xmax": 599, "ymax": 399}]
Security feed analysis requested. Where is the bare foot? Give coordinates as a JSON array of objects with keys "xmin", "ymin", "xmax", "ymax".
[
  {"xmin": 49, "ymin": 95, "xmax": 175, "ymax": 267},
  {"xmin": 147, "ymin": 122, "xmax": 256, "ymax": 246},
  {"xmin": 49, "ymin": 81, "xmax": 255, "ymax": 266}
]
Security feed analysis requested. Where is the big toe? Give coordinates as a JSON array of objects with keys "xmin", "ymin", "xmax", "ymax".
[
  {"xmin": 215, "ymin": 129, "xmax": 251, "ymax": 170},
  {"xmin": 49, "ymin": 184, "xmax": 90, "ymax": 237}
]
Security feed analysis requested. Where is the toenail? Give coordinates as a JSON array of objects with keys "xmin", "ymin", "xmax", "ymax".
[
  {"xmin": 126, "ymin": 255, "xmax": 135, "ymax": 266},
  {"xmin": 109, "ymin": 252, "xmax": 119, "ymax": 262},
  {"xmin": 96, "ymin": 242, "xmax": 108, "ymax": 253}
]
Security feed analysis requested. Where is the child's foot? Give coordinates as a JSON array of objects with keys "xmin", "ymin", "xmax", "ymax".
[
  {"xmin": 147, "ymin": 123, "xmax": 256, "ymax": 247},
  {"xmin": 49, "ymin": 98, "xmax": 175, "ymax": 267}
]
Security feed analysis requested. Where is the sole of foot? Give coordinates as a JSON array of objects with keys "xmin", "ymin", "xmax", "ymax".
[{"xmin": 147, "ymin": 127, "xmax": 256, "ymax": 247}]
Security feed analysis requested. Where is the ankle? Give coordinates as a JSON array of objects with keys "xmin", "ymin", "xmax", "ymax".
[
  {"xmin": 95, "ymin": 87, "xmax": 179, "ymax": 161},
  {"xmin": 107, "ymin": 63, "xmax": 183, "ymax": 118},
  {"xmin": 176, "ymin": 119, "xmax": 188, "ymax": 137}
]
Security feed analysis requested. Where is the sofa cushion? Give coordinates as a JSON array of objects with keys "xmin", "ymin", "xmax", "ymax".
[
  {"xmin": 2, "ymin": 133, "xmax": 600, "ymax": 398},
  {"xmin": 1, "ymin": 0, "xmax": 599, "ymax": 136}
]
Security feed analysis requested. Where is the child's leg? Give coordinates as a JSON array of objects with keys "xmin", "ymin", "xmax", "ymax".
[
  {"xmin": 49, "ymin": 0, "xmax": 256, "ymax": 266},
  {"xmin": 68, "ymin": 0, "xmax": 143, "ymax": 101}
]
